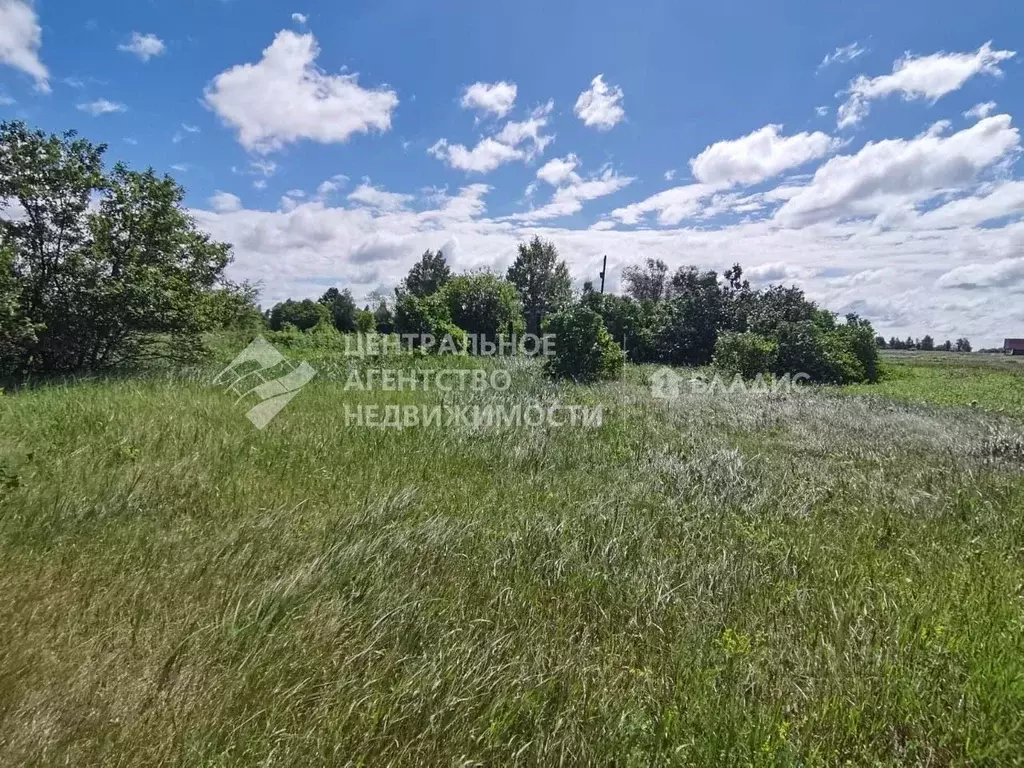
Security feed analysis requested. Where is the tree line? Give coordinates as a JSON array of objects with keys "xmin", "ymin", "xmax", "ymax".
[
  {"xmin": 3, "ymin": 120, "xmax": 883, "ymax": 385},
  {"xmin": 877, "ymin": 335, "xmax": 972, "ymax": 352}
]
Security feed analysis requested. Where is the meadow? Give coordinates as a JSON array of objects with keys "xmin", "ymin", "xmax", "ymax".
[{"xmin": 2, "ymin": 340, "xmax": 1024, "ymax": 765}]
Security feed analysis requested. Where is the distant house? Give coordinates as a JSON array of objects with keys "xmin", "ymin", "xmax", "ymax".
[{"xmin": 1004, "ymin": 339, "xmax": 1024, "ymax": 356}]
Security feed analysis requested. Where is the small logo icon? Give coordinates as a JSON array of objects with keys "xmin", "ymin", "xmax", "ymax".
[
  {"xmin": 650, "ymin": 367, "xmax": 686, "ymax": 400},
  {"xmin": 213, "ymin": 336, "xmax": 316, "ymax": 429}
]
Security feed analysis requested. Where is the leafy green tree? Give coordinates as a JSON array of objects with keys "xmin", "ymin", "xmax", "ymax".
[
  {"xmin": 543, "ymin": 306, "xmax": 623, "ymax": 382},
  {"xmin": 714, "ymin": 332, "xmax": 778, "ymax": 379},
  {"xmin": 203, "ymin": 280, "xmax": 264, "ymax": 330},
  {"xmin": 506, "ymin": 236, "xmax": 572, "ymax": 336},
  {"xmin": 0, "ymin": 242, "xmax": 36, "ymax": 377},
  {"xmin": 942, "ymin": 339, "xmax": 952, "ymax": 352},
  {"xmin": 318, "ymin": 287, "xmax": 358, "ymax": 332},
  {"xmin": 920, "ymin": 334, "xmax": 935, "ymax": 351},
  {"xmin": 268, "ymin": 299, "xmax": 330, "ymax": 331},
  {"xmin": 622, "ymin": 258, "xmax": 670, "ymax": 302},
  {"xmin": 1, "ymin": 121, "xmax": 234, "ymax": 372},
  {"xmin": 956, "ymin": 337, "xmax": 972, "ymax": 353},
  {"xmin": 355, "ymin": 309, "xmax": 375, "ymax": 334},
  {"xmin": 401, "ymin": 249, "xmax": 452, "ymax": 298},
  {"xmin": 654, "ymin": 267, "xmax": 725, "ymax": 366},
  {"xmin": 442, "ymin": 272, "xmax": 524, "ymax": 345}
]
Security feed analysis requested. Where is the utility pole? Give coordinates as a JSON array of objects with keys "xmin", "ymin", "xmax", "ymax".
[{"xmin": 599, "ymin": 255, "xmax": 607, "ymax": 294}]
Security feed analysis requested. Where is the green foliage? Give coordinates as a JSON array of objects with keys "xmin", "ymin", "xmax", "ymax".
[
  {"xmin": 268, "ymin": 299, "xmax": 330, "ymax": 332},
  {"xmin": 621, "ymin": 258, "xmax": 670, "ymax": 302},
  {"xmin": 393, "ymin": 292, "xmax": 456, "ymax": 351},
  {"xmin": 0, "ymin": 121, "xmax": 233, "ymax": 374},
  {"xmin": 543, "ymin": 306, "xmax": 623, "ymax": 382},
  {"xmin": 653, "ymin": 267, "xmax": 725, "ymax": 366},
  {"xmin": 355, "ymin": 309, "xmax": 376, "ymax": 334},
  {"xmin": 713, "ymin": 332, "xmax": 778, "ymax": 379},
  {"xmin": 202, "ymin": 280, "xmax": 264, "ymax": 331},
  {"xmin": 506, "ymin": 236, "xmax": 572, "ymax": 336},
  {"xmin": 318, "ymin": 287, "xmax": 358, "ymax": 333},
  {"xmin": 441, "ymin": 272, "xmax": 524, "ymax": 344},
  {"xmin": 401, "ymin": 249, "xmax": 452, "ymax": 298}
]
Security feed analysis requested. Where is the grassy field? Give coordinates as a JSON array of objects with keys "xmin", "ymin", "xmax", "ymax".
[
  {"xmin": 845, "ymin": 350, "xmax": 1024, "ymax": 420},
  {"xmin": 2, "ymin": 340, "xmax": 1024, "ymax": 765}
]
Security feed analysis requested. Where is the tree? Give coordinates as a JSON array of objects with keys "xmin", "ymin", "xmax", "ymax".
[
  {"xmin": 654, "ymin": 266, "xmax": 726, "ymax": 366},
  {"xmin": 401, "ymin": 249, "xmax": 452, "ymax": 298},
  {"xmin": 920, "ymin": 334, "xmax": 935, "ymax": 351},
  {"xmin": 543, "ymin": 306, "xmax": 623, "ymax": 382},
  {"xmin": 875, "ymin": 336, "xmax": 887, "ymax": 349},
  {"xmin": 506, "ymin": 236, "xmax": 572, "ymax": 336},
  {"xmin": 373, "ymin": 300, "xmax": 394, "ymax": 334},
  {"xmin": 318, "ymin": 287, "xmax": 358, "ymax": 332},
  {"xmin": 942, "ymin": 339, "xmax": 952, "ymax": 352},
  {"xmin": 0, "ymin": 242, "xmax": 36, "ymax": 377},
  {"xmin": 268, "ymin": 299, "xmax": 330, "ymax": 331},
  {"xmin": 622, "ymin": 258, "xmax": 670, "ymax": 302},
  {"xmin": 1, "ymin": 122, "xmax": 236, "ymax": 373},
  {"xmin": 956, "ymin": 337, "xmax": 972, "ymax": 353},
  {"xmin": 442, "ymin": 272, "xmax": 524, "ymax": 344}
]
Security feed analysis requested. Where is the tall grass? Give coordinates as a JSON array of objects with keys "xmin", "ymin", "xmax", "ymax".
[{"xmin": 1, "ymin": 347, "xmax": 1024, "ymax": 764}]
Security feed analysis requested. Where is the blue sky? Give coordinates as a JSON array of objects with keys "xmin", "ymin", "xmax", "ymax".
[{"xmin": 2, "ymin": 0, "xmax": 1024, "ymax": 345}]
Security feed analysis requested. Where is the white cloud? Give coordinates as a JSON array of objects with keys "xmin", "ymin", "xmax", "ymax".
[
  {"xmin": 348, "ymin": 182, "xmax": 414, "ymax": 211},
  {"xmin": 819, "ymin": 42, "xmax": 867, "ymax": 70},
  {"xmin": 209, "ymin": 191, "xmax": 243, "ymax": 213},
  {"xmin": 690, "ymin": 124, "xmax": 840, "ymax": 186},
  {"xmin": 204, "ymin": 30, "xmax": 399, "ymax": 153},
  {"xmin": 610, "ymin": 183, "xmax": 716, "ymax": 226},
  {"xmin": 965, "ymin": 101, "xmax": 997, "ymax": 120},
  {"xmin": 838, "ymin": 42, "xmax": 1015, "ymax": 129},
  {"xmin": 429, "ymin": 101, "xmax": 553, "ymax": 173},
  {"xmin": 0, "ymin": 0, "xmax": 49, "ymax": 91},
  {"xmin": 118, "ymin": 32, "xmax": 166, "ymax": 62},
  {"xmin": 664, "ymin": 170, "xmax": 676, "ymax": 181},
  {"xmin": 914, "ymin": 181, "xmax": 1024, "ymax": 230},
  {"xmin": 460, "ymin": 81, "xmax": 517, "ymax": 118},
  {"xmin": 182, "ymin": 123, "xmax": 200, "ymax": 134},
  {"xmin": 815, "ymin": 105, "xmax": 829, "ymax": 117},
  {"xmin": 937, "ymin": 257, "xmax": 1024, "ymax": 290},
  {"xmin": 776, "ymin": 115, "xmax": 1020, "ymax": 227},
  {"xmin": 514, "ymin": 167, "xmax": 633, "ymax": 222},
  {"xmin": 537, "ymin": 154, "xmax": 581, "ymax": 186},
  {"xmin": 574, "ymin": 74, "xmax": 625, "ymax": 130},
  {"xmin": 428, "ymin": 137, "xmax": 525, "ymax": 173},
  {"xmin": 77, "ymin": 99, "xmax": 126, "ymax": 116},
  {"xmin": 253, "ymin": 179, "xmax": 268, "ymax": 190},
  {"xmin": 291, "ymin": 12, "xmax": 308, "ymax": 24},
  {"xmin": 316, "ymin": 174, "xmax": 348, "ymax": 198}
]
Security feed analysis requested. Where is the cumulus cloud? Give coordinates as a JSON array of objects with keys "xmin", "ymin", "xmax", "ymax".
[
  {"xmin": 819, "ymin": 42, "xmax": 867, "ymax": 70},
  {"xmin": 460, "ymin": 81, "xmax": 517, "ymax": 118},
  {"xmin": 536, "ymin": 154, "xmax": 581, "ymax": 186},
  {"xmin": 776, "ymin": 115, "xmax": 1020, "ymax": 227},
  {"xmin": 77, "ymin": 99, "xmax": 126, "ymax": 116},
  {"xmin": 690, "ymin": 124, "xmax": 840, "ymax": 186},
  {"xmin": 574, "ymin": 74, "xmax": 625, "ymax": 130},
  {"xmin": 204, "ymin": 30, "xmax": 398, "ymax": 153},
  {"xmin": 429, "ymin": 101, "xmax": 553, "ymax": 173},
  {"xmin": 937, "ymin": 257, "xmax": 1024, "ymax": 290},
  {"xmin": 348, "ymin": 182, "xmax": 414, "ymax": 211},
  {"xmin": 118, "ymin": 32, "xmax": 166, "ymax": 62},
  {"xmin": 965, "ymin": 101, "xmax": 997, "ymax": 120},
  {"xmin": 209, "ymin": 191, "xmax": 243, "ymax": 213},
  {"xmin": 513, "ymin": 166, "xmax": 634, "ymax": 222},
  {"xmin": 838, "ymin": 42, "xmax": 1015, "ymax": 129},
  {"xmin": 0, "ymin": 0, "xmax": 49, "ymax": 90}
]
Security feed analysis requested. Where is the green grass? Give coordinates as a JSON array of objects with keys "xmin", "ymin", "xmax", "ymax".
[
  {"xmin": 844, "ymin": 350, "xmax": 1024, "ymax": 420},
  {"xmin": 2, "ymin": 341, "xmax": 1024, "ymax": 764}
]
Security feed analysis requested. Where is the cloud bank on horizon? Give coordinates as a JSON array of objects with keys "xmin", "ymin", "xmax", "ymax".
[{"xmin": 1, "ymin": 0, "xmax": 1023, "ymax": 345}]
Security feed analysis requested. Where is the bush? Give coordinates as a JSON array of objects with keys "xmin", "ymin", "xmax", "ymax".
[
  {"xmin": 543, "ymin": 306, "xmax": 623, "ymax": 382},
  {"xmin": 355, "ymin": 309, "xmax": 376, "ymax": 334},
  {"xmin": 268, "ymin": 299, "xmax": 330, "ymax": 331},
  {"xmin": 441, "ymin": 273, "xmax": 524, "ymax": 345},
  {"xmin": 713, "ymin": 332, "xmax": 778, "ymax": 379},
  {"xmin": 393, "ymin": 293, "xmax": 466, "ymax": 353}
]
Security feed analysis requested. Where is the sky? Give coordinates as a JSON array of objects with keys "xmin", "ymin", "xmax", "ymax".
[{"xmin": 1, "ymin": 0, "xmax": 1024, "ymax": 346}]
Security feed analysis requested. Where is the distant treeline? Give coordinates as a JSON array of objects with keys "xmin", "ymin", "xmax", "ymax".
[{"xmin": 878, "ymin": 336, "xmax": 972, "ymax": 352}]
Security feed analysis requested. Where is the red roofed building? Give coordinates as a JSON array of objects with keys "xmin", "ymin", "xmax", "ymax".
[{"xmin": 1005, "ymin": 339, "xmax": 1024, "ymax": 356}]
